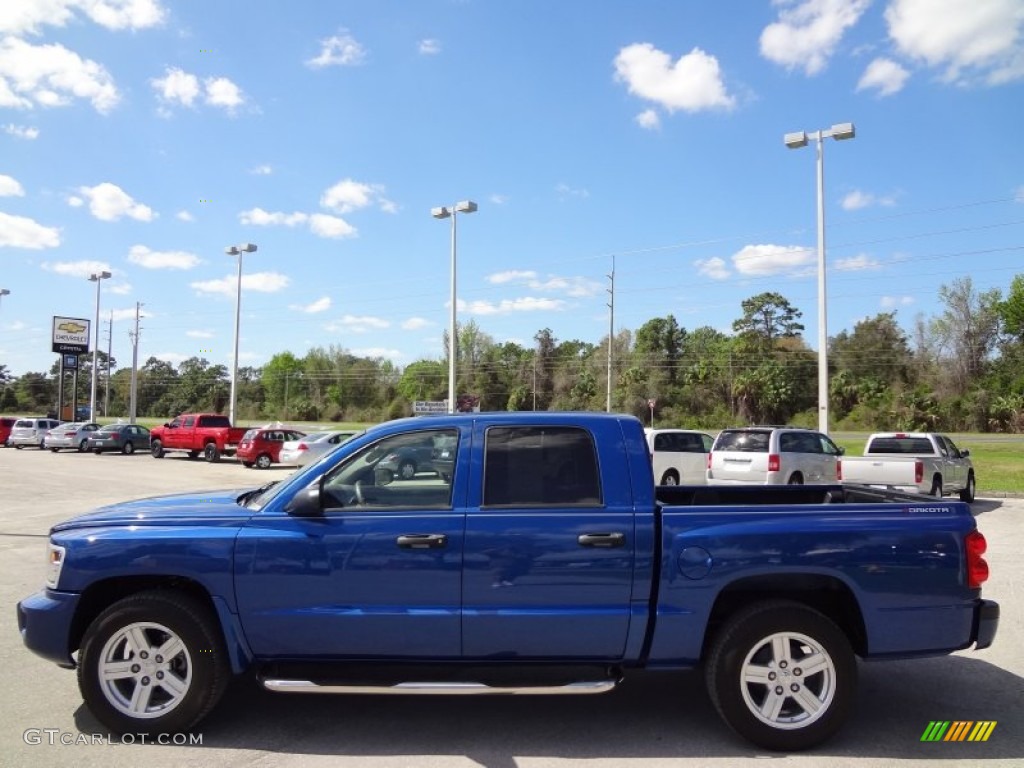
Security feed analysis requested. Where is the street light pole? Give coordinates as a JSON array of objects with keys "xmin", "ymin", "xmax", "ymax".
[
  {"xmin": 784, "ymin": 122, "xmax": 856, "ymax": 435},
  {"xmin": 225, "ymin": 243, "xmax": 257, "ymax": 425},
  {"xmin": 431, "ymin": 201, "xmax": 477, "ymax": 414},
  {"xmin": 87, "ymin": 271, "xmax": 111, "ymax": 420}
]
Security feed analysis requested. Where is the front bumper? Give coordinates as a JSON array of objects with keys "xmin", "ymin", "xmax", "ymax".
[
  {"xmin": 17, "ymin": 589, "xmax": 80, "ymax": 668},
  {"xmin": 972, "ymin": 599, "xmax": 999, "ymax": 650}
]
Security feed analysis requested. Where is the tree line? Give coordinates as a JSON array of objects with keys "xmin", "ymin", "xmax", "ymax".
[{"xmin": 3, "ymin": 275, "xmax": 1023, "ymax": 432}]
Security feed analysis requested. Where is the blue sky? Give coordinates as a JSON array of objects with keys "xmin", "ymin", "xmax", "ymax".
[{"xmin": 1, "ymin": 0, "xmax": 1022, "ymax": 377}]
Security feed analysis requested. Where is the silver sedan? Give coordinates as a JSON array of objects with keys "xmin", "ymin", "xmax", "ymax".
[
  {"xmin": 43, "ymin": 422, "xmax": 101, "ymax": 452},
  {"xmin": 279, "ymin": 430, "xmax": 358, "ymax": 466}
]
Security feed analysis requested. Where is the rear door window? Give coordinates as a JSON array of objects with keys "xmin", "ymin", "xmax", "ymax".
[
  {"xmin": 715, "ymin": 430, "xmax": 770, "ymax": 452},
  {"xmin": 483, "ymin": 426, "xmax": 601, "ymax": 507}
]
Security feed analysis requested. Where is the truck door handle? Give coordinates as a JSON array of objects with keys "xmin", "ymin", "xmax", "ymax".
[
  {"xmin": 578, "ymin": 532, "xmax": 625, "ymax": 548},
  {"xmin": 396, "ymin": 534, "xmax": 448, "ymax": 549}
]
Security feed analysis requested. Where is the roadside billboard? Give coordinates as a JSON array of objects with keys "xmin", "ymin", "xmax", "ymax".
[{"xmin": 52, "ymin": 316, "xmax": 90, "ymax": 354}]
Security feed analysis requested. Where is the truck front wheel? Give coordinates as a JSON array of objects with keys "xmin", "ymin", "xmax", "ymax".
[
  {"xmin": 204, "ymin": 443, "xmax": 221, "ymax": 462},
  {"xmin": 77, "ymin": 591, "xmax": 229, "ymax": 735},
  {"xmin": 959, "ymin": 472, "xmax": 975, "ymax": 503},
  {"xmin": 705, "ymin": 600, "xmax": 856, "ymax": 751},
  {"xmin": 150, "ymin": 439, "xmax": 164, "ymax": 458}
]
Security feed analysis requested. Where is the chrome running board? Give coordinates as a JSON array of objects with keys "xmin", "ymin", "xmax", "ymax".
[{"xmin": 261, "ymin": 679, "xmax": 619, "ymax": 695}]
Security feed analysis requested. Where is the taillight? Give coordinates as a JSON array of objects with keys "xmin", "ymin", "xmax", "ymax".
[
  {"xmin": 836, "ymin": 460, "xmax": 842, "ymax": 481},
  {"xmin": 965, "ymin": 530, "xmax": 989, "ymax": 588},
  {"xmin": 706, "ymin": 452, "xmax": 712, "ymax": 470},
  {"xmin": 768, "ymin": 454, "xmax": 780, "ymax": 472},
  {"xmin": 297, "ymin": 443, "xmax": 308, "ymax": 451},
  {"xmin": 915, "ymin": 460, "xmax": 923, "ymax": 484}
]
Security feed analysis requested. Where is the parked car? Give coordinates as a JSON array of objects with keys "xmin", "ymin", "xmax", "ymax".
[
  {"xmin": 9, "ymin": 418, "xmax": 62, "ymax": 449},
  {"xmin": 841, "ymin": 432, "xmax": 976, "ymax": 502},
  {"xmin": 376, "ymin": 432, "xmax": 455, "ymax": 482},
  {"xmin": 645, "ymin": 428, "xmax": 714, "ymax": 485},
  {"xmin": 237, "ymin": 428, "xmax": 307, "ymax": 468},
  {"xmin": 0, "ymin": 416, "xmax": 19, "ymax": 447},
  {"xmin": 707, "ymin": 426, "xmax": 844, "ymax": 485},
  {"xmin": 279, "ymin": 430, "xmax": 358, "ymax": 467},
  {"xmin": 149, "ymin": 413, "xmax": 248, "ymax": 462},
  {"xmin": 43, "ymin": 422, "xmax": 101, "ymax": 452},
  {"xmin": 86, "ymin": 424, "xmax": 152, "ymax": 455}
]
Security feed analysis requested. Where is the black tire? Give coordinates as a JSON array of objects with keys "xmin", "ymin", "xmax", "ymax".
[
  {"xmin": 77, "ymin": 590, "xmax": 230, "ymax": 735},
  {"xmin": 398, "ymin": 460, "xmax": 416, "ymax": 480},
  {"xmin": 256, "ymin": 453, "xmax": 272, "ymax": 469},
  {"xmin": 50, "ymin": 447, "xmax": 59, "ymax": 453},
  {"xmin": 930, "ymin": 477, "xmax": 942, "ymax": 497},
  {"xmin": 242, "ymin": 461, "xmax": 254, "ymax": 468},
  {"xmin": 94, "ymin": 448, "xmax": 103, "ymax": 454},
  {"xmin": 78, "ymin": 440, "xmax": 88, "ymax": 453},
  {"xmin": 151, "ymin": 439, "xmax": 164, "ymax": 458},
  {"xmin": 14, "ymin": 444, "xmax": 22, "ymax": 450},
  {"xmin": 789, "ymin": 474, "xmax": 804, "ymax": 485},
  {"xmin": 204, "ymin": 443, "xmax": 221, "ymax": 463},
  {"xmin": 122, "ymin": 441, "xmax": 135, "ymax": 455},
  {"xmin": 705, "ymin": 600, "xmax": 856, "ymax": 751},
  {"xmin": 959, "ymin": 472, "xmax": 976, "ymax": 503},
  {"xmin": 661, "ymin": 470, "xmax": 680, "ymax": 486}
]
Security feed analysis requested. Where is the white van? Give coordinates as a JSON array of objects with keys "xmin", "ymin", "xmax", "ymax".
[{"xmin": 645, "ymin": 428, "xmax": 714, "ymax": 485}]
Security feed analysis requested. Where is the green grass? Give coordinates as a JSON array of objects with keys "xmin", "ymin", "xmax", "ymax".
[{"xmin": 833, "ymin": 433, "xmax": 1024, "ymax": 495}]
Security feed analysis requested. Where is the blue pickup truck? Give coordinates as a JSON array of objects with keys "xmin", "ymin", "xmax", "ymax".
[{"xmin": 17, "ymin": 412, "xmax": 998, "ymax": 751}]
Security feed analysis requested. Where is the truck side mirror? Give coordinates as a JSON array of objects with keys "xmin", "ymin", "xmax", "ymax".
[
  {"xmin": 960, "ymin": 449, "xmax": 970, "ymax": 458},
  {"xmin": 285, "ymin": 484, "xmax": 324, "ymax": 517}
]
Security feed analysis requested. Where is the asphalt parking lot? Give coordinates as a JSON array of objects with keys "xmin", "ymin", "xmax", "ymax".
[{"xmin": 1, "ymin": 446, "xmax": 1020, "ymax": 768}]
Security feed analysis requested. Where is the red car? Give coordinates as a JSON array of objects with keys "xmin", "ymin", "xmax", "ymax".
[
  {"xmin": 0, "ymin": 417, "xmax": 18, "ymax": 447},
  {"xmin": 236, "ymin": 427, "xmax": 306, "ymax": 468}
]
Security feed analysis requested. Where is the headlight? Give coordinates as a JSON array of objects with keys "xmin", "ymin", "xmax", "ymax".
[{"xmin": 45, "ymin": 543, "xmax": 66, "ymax": 590}]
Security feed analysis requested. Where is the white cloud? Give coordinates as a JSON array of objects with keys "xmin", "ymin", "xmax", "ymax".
[
  {"xmin": 151, "ymin": 67, "xmax": 199, "ymax": 107},
  {"xmin": 732, "ymin": 244, "xmax": 815, "ymax": 276},
  {"xmin": 0, "ymin": 174, "xmax": 24, "ymax": 196},
  {"xmin": 841, "ymin": 189, "xmax": 897, "ymax": 210},
  {"xmin": 418, "ymin": 39, "xmax": 441, "ymax": 55},
  {"xmin": 886, "ymin": 0, "xmax": 1024, "ymax": 85},
  {"xmin": 459, "ymin": 297, "xmax": 568, "ymax": 315},
  {"xmin": 695, "ymin": 256, "xmax": 731, "ymax": 280},
  {"xmin": 0, "ymin": 211, "xmax": 60, "ymax": 248},
  {"xmin": 760, "ymin": 0, "xmax": 870, "ymax": 75},
  {"xmin": 190, "ymin": 271, "xmax": 289, "ymax": 297},
  {"xmin": 635, "ymin": 108, "xmax": 661, "ymax": 129},
  {"xmin": 108, "ymin": 281, "xmax": 132, "ymax": 295},
  {"xmin": 3, "ymin": 122, "xmax": 39, "ymax": 139},
  {"xmin": 307, "ymin": 30, "xmax": 366, "ymax": 68},
  {"xmin": 42, "ymin": 259, "xmax": 110, "ymax": 277},
  {"xmin": 1016, "ymin": 186, "xmax": 1024, "ymax": 203},
  {"xmin": 614, "ymin": 42, "xmax": 735, "ymax": 112},
  {"xmin": 325, "ymin": 314, "xmax": 390, "ymax": 333},
  {"xmin": 109, "ymin": 307, "xmax": 141, "ymax": 322},
  {"xmin": 0, "ymin": 0, "xmax": 165, "ymax": 36},
  {"xmin": 153, "ymin": 351, "xmax": 188, "ymax": 366},
  {"xmin": 204, "ymin": 76, "xmax": 244, "ymax": 111},
  {"xmin": 402, "ymin": 317, "xmax": 432, "ymax": 330},
  {"xmin": 75, "ymin": 182, "xmax": 154, "ymax": 221},
  {"xmin": 308, "ymin": 213, "xmax": 356, "ymax": 239},
  {"xmin": 249, "ymin": 164, "xmax": 272, "ymax": 175},
  {"xmin": 176, "ymin": 209, "xmax": 193, "ymax": 222},
  {"xmin": 320, "ymin": 178, "xmax": 393, "ymax": 214},
  {"xmin": 127, "ymin": 244, "xmax": 200, "ymax": 270},
  {"xmin": 0, "ymin": 36, "xmax": 119, "ymax": 113},
  {"xmin": 489, "ymin": 193, "xmax": 508, "ymax": 205},
  {"xmin": 488, "ymin": 270, "xmax": 537, "ymax": 284},
  {"xmin": 555, "ymin": 183, "xmax": 589, "ymax": 199},
  {"xmin": 881, "ymin": 295, "xmax": 915, "ymax": 308},
  {"xmin": 239, "ymin": 207, "xmax": 307, "ymax": 227},
  {"xmin": 835, "ymin": 253, "xmax": 881, "ymax": 271},
  {"xmin": 186, "ymin": 330, "xmax": 213, "ymax": 338},
  {"xmin": 350, "ymin": 347, "xmax": 403, "ymax": 360},
  {"xmin": 290, "ymin": 296, "xmax": 331, "ymax": 314},
  {"xmin": 857, "ymin": 56, "xmax": 910, "ymax": 95},
  {"xmin": 67, "ymin": 195, "xmax": 83, "ymax": 207}
]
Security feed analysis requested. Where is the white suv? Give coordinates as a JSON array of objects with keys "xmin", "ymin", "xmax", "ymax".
[
  {"xmin": 706, "ymin": 426, "xmax": 843, "ymax": 486},
  {"xmin": 645, "ymin": 428, "xmax": 714, "ymax": 485},
  {"xmin": 10, "ymin": 418, "xmax": 62, "ymax": 449}
]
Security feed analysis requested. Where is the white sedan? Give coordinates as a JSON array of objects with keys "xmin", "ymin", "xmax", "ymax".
[
  {"xmin": 43, "ymin": 422, "xmax": 102, "ymax": 452},
  {"xmin": 279, "ymin": 430, "xmax": 358, "ymax": 466}
]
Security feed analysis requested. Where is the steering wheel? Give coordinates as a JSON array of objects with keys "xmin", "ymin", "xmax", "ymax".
[{"xmin": 353, "ymin": 479, "xmax": 364, "ymax": 506}]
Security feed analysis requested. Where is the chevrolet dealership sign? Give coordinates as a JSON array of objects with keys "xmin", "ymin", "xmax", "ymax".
[{"xmin": 52, "ymin": 316, "xmax": 91, "ymax": 354}]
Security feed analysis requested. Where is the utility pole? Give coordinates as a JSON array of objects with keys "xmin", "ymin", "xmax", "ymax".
[
  {"xmin": 104, "ymin": 310, "xmax": 113, "ymax": 418},
  {"xmin": 128, "ymin": 302, "xmax": 143, "ymax": 424},
  {"xmin": 606, "ymin": 255, "xmax": 615, "ymax": 413}
]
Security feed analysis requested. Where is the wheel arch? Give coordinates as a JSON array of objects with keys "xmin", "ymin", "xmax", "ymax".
[
  {"xmin": 702, "ymin": 573, "xmax": 867, "ymax": 660},
  {"xmin": 70, "ymin": 576, "xmax": 251, "ymax": 673}
]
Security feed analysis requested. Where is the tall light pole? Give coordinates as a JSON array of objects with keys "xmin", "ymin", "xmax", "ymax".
[
  {"xmin": 225, "ymin": 242, "xmax": 257, "ymax": 425},
  {"xmin": 784, "ymin": 122, "xmax": 856, "ymax": 435},
  {"xmin": 431, "ymin": 201, "xmax": 477, "ymax": 414},
  {"xmin": 87, "ymin": 271, "xmax": 111, "ymax": 420}
]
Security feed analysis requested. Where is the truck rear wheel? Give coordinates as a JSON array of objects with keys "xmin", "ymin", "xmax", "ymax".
[
  {"xmin": 705, "ymin": 600, "xmax": 856, "ymax": 751},
  {"xmin": 959, "ymin": 472, "xmax": 975, "ymax": 503},
  {"xmin": 660, "ymin": 470, "xmax": 680, "ymax": 486},
  {"xmin": 77, "ymin": 591, "xmax": 229, "ymax": 735},
  {"xmin": 204, "ymin": 443, "xmax": 220, "ymax": 463},
  {"xmin": 929, "ymin": 477, "xmax": 943, "ymax": 497},
  {"xmin": 151, "ymin": 439, "xmax": 164, "ymax": 458}
]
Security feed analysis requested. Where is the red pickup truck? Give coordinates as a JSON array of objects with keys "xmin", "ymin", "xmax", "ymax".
[{"xmin": 149, "ymin": 413, "xmax": 248, "ymax": 462}]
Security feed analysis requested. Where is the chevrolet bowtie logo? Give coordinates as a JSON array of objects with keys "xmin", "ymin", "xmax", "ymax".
[{"xmin": 58, "ymin": 322, "xmax": 87, "ymax": 334}]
